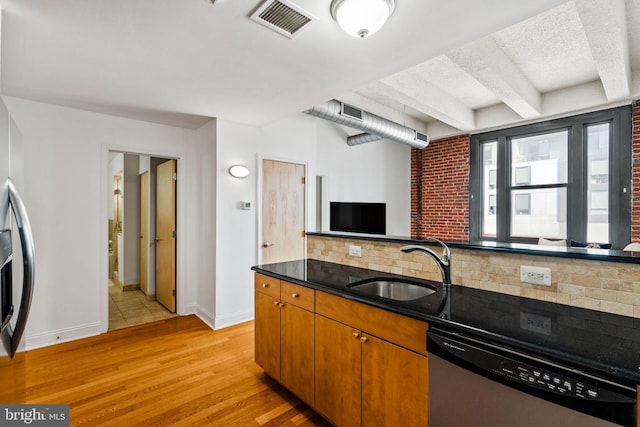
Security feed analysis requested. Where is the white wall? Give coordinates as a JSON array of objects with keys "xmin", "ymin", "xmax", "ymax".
[
  {"xmin": 315, "ymin": 120, "xmax": 411, "ymax": 236},
  {"xmin": 3, "ymin": 95, "xmax": 411, "ymax": 348},
  {"xmin": 213, "ymin": 114, "xmax": 411, "ymax": 328},
  {"xmin": 4, "ymin": 97, "xmax": 215, "ymax": 348}
]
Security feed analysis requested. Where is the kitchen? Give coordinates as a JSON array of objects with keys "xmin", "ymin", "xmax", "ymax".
[{"xmin": 1, "ymin": 0, "xmax": 640, "ymax": 425}]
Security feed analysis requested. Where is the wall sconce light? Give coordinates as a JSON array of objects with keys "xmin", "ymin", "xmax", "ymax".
[
  {"xmin": 330, "ymin": 0, "xmax": 395, "ymax": 38},
  {"xmin": 229, "ymin": 164, "xmax": 250, "ymax": 178}
]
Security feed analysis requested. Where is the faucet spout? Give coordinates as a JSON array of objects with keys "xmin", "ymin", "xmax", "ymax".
[{"xmin": 400, "ymin": 238, "xmax": 451, "ymax": 285}]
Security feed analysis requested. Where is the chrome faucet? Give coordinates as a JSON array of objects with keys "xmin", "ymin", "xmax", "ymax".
[{"xmin": 400, "ymin": 237, "xmax": 451, "ymax": 285}]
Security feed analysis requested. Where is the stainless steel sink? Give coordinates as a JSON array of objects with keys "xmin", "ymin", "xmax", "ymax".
[{"xmin": 348, "ymin": 280, "xmax": 436, "ymax": 301}]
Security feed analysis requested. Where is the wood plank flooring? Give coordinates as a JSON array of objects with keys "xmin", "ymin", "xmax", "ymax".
[{"xmin": 0, "ymin": 315, "xmax": 332, "ymax": 426}]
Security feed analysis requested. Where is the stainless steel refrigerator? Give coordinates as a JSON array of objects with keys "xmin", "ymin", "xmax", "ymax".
[{"xmin": 0, "ymin": 97, "xmax": 35, "ymax": 364}]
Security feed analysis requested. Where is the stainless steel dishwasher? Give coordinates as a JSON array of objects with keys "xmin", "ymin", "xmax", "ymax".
[{"xmin": 427, "ymin": 327, "xmax": 637, "ymax": 427}]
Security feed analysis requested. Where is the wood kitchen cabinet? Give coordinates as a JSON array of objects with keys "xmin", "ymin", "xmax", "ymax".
[
  {"xmin": 254, "ymin": 273, "xmax": 315, "ymax": 406},
  {"xmin": 315, "ymin": 315, "xmax": 362, "ymax": 427},
  {"xmin": 315, "ymin": 291, "xmax": 429, "ymax": 427}
]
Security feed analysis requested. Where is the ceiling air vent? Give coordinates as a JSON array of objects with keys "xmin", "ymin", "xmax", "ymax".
[
  {"xmin": 340, "ymin": 103, "xmax": 363, "ymax": 121},
  {"xmin": 415, "ymin": 131, "xmax": 430, "ymax": 144},
  {"xmin": 250, "ymin": 0, "xmax": 317, "ymax": 39}
]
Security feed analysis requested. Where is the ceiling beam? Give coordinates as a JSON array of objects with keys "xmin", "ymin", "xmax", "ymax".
[
  {"xmin": 377, "ymin": 72, "xmax": 475, "ymax": 132},
  {"xmin": 446, "ymin": 37, "xmax": 541, "ymax": 119},
  {"xmin": 575, "ymin": 0, "xmax": 630, "ymax": 101}
]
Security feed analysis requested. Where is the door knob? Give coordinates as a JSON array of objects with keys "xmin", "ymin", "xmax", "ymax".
[{"xmin": 262, "ymin": 242, "xmax": 275, "ymax": 248}]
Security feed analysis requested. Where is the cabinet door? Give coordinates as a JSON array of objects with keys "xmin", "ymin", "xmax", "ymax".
[
  {"xmin": 255, "ymin": 291, "xmax": 281, "ymax": 380},
  {"xmin": 281, "ymin": 303, "xmax": 314, "ymax": 406},
  {"xmin": 361, "ymin": 334, "xmax": 429, "ymax": 426},
  {"xmin": 315, "ymin": 315, "xmax": 361, "ymax": 427}
]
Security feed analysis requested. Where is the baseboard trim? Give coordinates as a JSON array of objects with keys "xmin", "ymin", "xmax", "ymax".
[
  {"xmin": 25, "ymin": 322, "xmax": 102, "ymax": 351},
  {"xmin": 214, "ymin": 310, "xmax": 253, "ymax": 330}
]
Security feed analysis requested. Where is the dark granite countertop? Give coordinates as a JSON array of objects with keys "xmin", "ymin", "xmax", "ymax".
[{"xmin": 252, "ymin": 259, "xmax": 640, "ymax": 387}]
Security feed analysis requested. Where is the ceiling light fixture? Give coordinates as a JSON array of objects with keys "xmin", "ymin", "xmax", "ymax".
[{"xmin": 330, "ymin": 0, "xmax": 395, "ymax": 38}]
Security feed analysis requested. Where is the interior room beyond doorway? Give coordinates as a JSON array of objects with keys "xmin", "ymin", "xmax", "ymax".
[{"xmin": 107, "ymin": 152, "xmax": 177, "ymax": 330}]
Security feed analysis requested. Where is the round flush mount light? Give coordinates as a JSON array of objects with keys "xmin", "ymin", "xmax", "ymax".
[
  {"xmin": 229, "ymin": 164, "xmax": 250, "ymax": 178},
  {"xmin": 330, "ymin": 0, "xmax": 395, "ymax": 38}
]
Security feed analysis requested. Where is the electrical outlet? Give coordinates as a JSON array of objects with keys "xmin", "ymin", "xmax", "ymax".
[
  {"xmin": 349, "ymin": 245, "xmax": 362, "ymax": 257},
  {"xmin": 520, "ymin": 265, "xmax": 551, "ymax": 286}
]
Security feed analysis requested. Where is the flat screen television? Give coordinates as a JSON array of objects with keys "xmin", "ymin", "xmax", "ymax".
[{"xmin": 330, "ymin": 202, "xmax": 386, "ymax": 235}]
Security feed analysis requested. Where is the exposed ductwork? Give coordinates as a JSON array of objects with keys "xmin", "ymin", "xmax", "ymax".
[{"xmin": 304, "ymin": 99, "xmax": 429, "ymax": 149}]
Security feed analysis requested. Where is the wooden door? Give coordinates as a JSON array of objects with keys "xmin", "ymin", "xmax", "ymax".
[
  {"xmin": 361, "ymin": 334, "xmax": 429, "ymax": 426},
  {"xmin": 254, "ymin": 291, "xmax": 281, "ymax": 380},
  {"xmin": 315, "ymin": 315, "xmax": 361, "ymax": 427},
  {"xmin": 262, "ymin": 160, "xmax": 305, "ymax": 264},
  {"xmin": 280, "ymin": 303, "xmax": 314, "ymax": 406},
  {"xmin": 139, "ymin": 172, "xmax": 149, "ymax": 295},
  {"xmin": 156, "ymin": 160, "xmax": 176, "ymax": 312}
]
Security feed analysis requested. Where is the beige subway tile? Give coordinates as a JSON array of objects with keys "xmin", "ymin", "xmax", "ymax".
[
  {"xmin": 599, "ymin": 278, "xmax": 624, "ymax": 291},
  {"xmin": 616, "ymin": 291, "xmax": 640, "ymax": 306},
  {"xmin": 619, "ymin": 268, "xmax": 640, "ymax": 281},
  {"xmin": 520, "ymin": 287, "xmax": 546, "ymax": 300},
  {"xmin": 478, "ymin": 281, "xmax": 500, "ymax": 292},
  {"xmin": 585, "ymin": 288, "xmax": 618, "ymax": 302},
  {"xmin": 545, "ymin": 292, "xmax": 571, "ymax": 305},
  {"xmin": 600, "ymin": 300, "xmax": 634, "ymax": 317},
  {"xmin": 635, "ymin": 306, "xmax": 640, "ymax": 318},
  {"xmin": 570, "ymin": 274, "xmax": 603, "ymax": 288},
  {"xmin": 498, "ymin": 284, "xmax": 521, "ymax": 296},
  {"xmin": 557, "ymin": 283, "xmax": 585, "ymax": 296},
  {"xmin": 570, "ymin": 295, "xmax": 600, "ymax": 311}
]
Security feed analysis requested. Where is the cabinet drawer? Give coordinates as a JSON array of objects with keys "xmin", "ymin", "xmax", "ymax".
[
  {"xmin": 281, "ymin": 281, "xmax": 315, "ymax": 311},
  {"xmin": 316, "ymin": 291, "xmax": 428, "ymax": 355},
  {"xmin": 255, "ymin": 273, "xmax": 280, "ymax": 298}
]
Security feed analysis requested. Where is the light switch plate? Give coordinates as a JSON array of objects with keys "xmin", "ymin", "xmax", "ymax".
[{"xmin": 349, "ymin": 245, "xmax": 362, "ymax": 257}]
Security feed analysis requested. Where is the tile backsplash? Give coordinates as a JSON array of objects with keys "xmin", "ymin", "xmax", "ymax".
[{"xmin": 307, "ymin": 235, "xmax": 640, "ymax": 318}]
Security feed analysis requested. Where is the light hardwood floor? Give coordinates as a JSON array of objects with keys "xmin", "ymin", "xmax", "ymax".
[{"xmin": 0, "ymin": 316, "xmax": 331, "ymax": 426}]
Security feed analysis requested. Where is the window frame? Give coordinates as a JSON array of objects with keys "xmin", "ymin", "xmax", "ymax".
[{"xmin": 469, "ymin": 106, "xmax": 631, "ymax": 249}]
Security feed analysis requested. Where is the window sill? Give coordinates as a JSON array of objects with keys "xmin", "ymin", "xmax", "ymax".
[{"xmin": 306, "ymin": 232, "xmax": 640, "ymax": 264}]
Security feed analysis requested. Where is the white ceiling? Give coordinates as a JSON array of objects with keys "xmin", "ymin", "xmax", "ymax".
[{"xmin": 1, "ymin": 0, "xmax": 636, "ymax": 140}]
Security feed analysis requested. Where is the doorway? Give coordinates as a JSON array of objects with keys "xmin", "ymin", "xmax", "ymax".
[
  {"xmin": 261, "ymin": 159, "xmax": 306, "ymax": 264},
  {"xmin": 107, "ymin": 152, "xmax": 177, "ymax": 330}
]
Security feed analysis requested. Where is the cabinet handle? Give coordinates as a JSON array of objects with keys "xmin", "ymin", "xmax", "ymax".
[
  {"xmin": 273, "ymin": 301, "xmax": 279, "ymax": 306},
  {"xmin": 262, "ymin": 283, "xmax": 269, "ymax": 288},
  {"xmin": 352, "ymin": 332, "xmax": 360, "ymax": 339},
  {"xmin": 291, "ymin": 293, "xmax": 299, "ymax": 298},
  {"xmin": 360, "ymin": 336, "xmax": 368, "ymax": 343}
]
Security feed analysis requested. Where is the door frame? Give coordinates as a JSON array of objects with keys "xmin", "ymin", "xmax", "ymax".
[
  {"xmin": 100, "ymin": 146, "xmax": 185, "ymax": 333},
  {"xmin": 256, "ymin": 155, "xmax": 309, "ymax": 265}
]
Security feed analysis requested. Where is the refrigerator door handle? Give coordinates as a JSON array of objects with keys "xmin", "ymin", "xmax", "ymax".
[{"xmin": 2, "ymin": 178, "xmax": 35, "ymax": 358}]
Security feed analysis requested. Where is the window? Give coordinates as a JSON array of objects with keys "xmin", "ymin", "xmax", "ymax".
[{"xmin": 470, "ymin": 106, "xmax": 631, "ymax": 249}]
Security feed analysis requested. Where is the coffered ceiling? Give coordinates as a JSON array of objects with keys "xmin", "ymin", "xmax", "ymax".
[{"xmin": 1, "ymin": 0, "xmax": 636, "ymax": 140}]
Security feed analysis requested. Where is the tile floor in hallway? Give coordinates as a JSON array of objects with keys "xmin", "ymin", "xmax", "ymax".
[{"xmin": 109, "ymin": 280, "xmax": 176, "ymax": 330}]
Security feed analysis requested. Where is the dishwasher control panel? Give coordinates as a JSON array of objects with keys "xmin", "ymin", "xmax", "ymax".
[
  {"xmin": 495, "ymin": 361, "xmax": 611, "ymax": 402},
  {"xmin": 428, "ymin": 331, "xmax": 635, "ymax": 404}
]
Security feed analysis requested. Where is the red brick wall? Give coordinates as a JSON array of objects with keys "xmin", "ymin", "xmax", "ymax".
[
  {"xmin": 411, "ymin": 135, "xmax": 470, "ymax": 241},
  {"xmin": 632, "ymin": 101, "xmax": 640, "ymax": 242}
]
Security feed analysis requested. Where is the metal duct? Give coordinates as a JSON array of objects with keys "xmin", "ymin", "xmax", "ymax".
[{"xmin": 304, "ymin": 99, "xmax": 429, "ymax": 149}]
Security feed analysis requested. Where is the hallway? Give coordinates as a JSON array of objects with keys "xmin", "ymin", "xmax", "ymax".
[{"xmin": 108, "ymin": 280, "xmax": 175, "ymax": 330}]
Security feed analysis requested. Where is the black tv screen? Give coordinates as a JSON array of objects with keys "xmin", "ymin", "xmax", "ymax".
[{"xmin": 330, "ymin": 202, "xmax": 386, "ymax": 235}]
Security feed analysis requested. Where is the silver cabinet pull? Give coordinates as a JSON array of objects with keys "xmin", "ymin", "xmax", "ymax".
[
  {"xmin": 262, "ymin": 242, "xmax": 275, "ymax": 248},
  {"xmin": 292, "ymin": 293, "xmax": 299, "ymax": 298}
]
